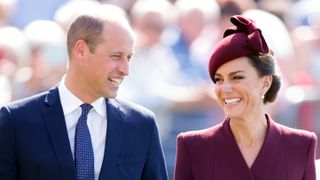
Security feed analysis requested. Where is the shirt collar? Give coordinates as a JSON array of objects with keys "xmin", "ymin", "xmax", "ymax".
[
  {"xmin": 58, "ymin": 76, "xmax": 107, "ymax": 118},
  {"xmin": 91, "ymin": 97, "xmax": 107, "ymax": 119}
]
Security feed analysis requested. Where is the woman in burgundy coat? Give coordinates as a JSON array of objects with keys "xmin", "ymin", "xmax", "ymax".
[{"xmin": 174, "ymin": 15, "xmax": 317, "ymax": 180}]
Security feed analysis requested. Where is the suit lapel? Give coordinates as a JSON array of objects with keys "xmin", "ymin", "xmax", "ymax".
[
  {"xmin": 99, "ymin": 99, "xmax": 125, "ymax": 180},
  {"xmin": 43, "ymin": 87, "xmax": 76, "ymax": 180}
]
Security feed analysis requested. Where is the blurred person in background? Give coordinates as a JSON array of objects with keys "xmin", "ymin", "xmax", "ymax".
[
  {"xmin": 0, "ymin": 7, "xmax": 168, "ymax": 180},
  {"xmin": 100, "ymin": 0, "xmax": 136, "ymax": 14},
  {"xmin": 54, "ymin": 0, "xmax": 127, "ymax": 32},
  {"xmin": 0, "ymin": 0, "xmax": 16, "ymax": 27},
  {"xmin": 10, "ymin": 20, "xmax": 68, "ymax": 99},
  {"xmin": 169, "ymin": 0, "xmax": 221, "ymax": 82},
  {"xmin": 216, "ymin": 0, "xmax": 255, "ymax": 37},
  {"xmin": 282, "ymin": 0, "xmax": 320, "ymax": 158},
  {"xmin": 285, "ymin": 0, "xmax": 320, "ymax": 89},
  {"xmin": 121, "ymin": 1, "xmax": 220, "ymax": 177},
  {"xmin": 0, "ymin": 26, "xmax": 31, "ymax": 101},
  {"xmin": 119, "ymin": 0, "xmax": 177, "ymax": 139},
  {"xmin": 148, "ymin": 0, "xmax": 225, "ymax": 178},
  {"xmin": 174, "ymin": 15, "xmax": 317, "ymax": 180},
  {"xmin": 0, "ymin": 47, "xmax": 12, "ymax": 105}
]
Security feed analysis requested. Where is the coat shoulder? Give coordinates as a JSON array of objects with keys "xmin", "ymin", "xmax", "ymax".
[
  {"xmin": 109, "ymin": 98, "xmax": 156, "ymax": 129},
  {"xmin": 177, "ymin": 122, "xmax": 223, "ymax": 146},
  {"xmin": 273, "ymin": 121, "xmax": 317, "ymax": 161},
  {"xmin": 276, "ymin": 122, "xmax": 317, "ymax": 143},
  {"xmin": 4, "ymin": 90, "xmax": 49, "ymax": 112},
  {"xmin": 111, "ymin": 98, "xmax": 154, "ymax": 117}
]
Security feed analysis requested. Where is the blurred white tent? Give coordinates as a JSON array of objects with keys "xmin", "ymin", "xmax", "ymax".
[{"xmin": 243, "ymin": 9, "xmax": 294, "ymax": 62}]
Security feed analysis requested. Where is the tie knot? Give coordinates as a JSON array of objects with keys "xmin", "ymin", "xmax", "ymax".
[{"xmin": 80, "ymin": 103, "xmax": 93, "ymax": 116}]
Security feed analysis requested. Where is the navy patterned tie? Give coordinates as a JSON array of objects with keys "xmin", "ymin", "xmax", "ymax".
[{"xmin": 75, "ymin": 103, "xmax": 95, "ymax": 180}]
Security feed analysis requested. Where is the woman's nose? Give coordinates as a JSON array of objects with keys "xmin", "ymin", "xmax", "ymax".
[{"xmin": 221, "ymin": 81, "xmax": 233, "ymax": 93}]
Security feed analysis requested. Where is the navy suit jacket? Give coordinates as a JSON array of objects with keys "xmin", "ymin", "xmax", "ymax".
[
  {"xmin": 174, "ymin": 115, "xmax": 317, "ymax": 180},
  {"xmin": 0, "ymin": 87, "xmax": 168, "ymax": 180}
]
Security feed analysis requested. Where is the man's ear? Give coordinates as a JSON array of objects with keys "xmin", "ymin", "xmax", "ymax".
[{"xmin": 74, "ymin": 40, "xmax": 87, "ymax": 58}]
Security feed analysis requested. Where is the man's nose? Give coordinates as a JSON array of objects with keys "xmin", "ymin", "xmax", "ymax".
[{"xmin": 119, "ymin": 58, "xmax": 129, "ymax": 76}]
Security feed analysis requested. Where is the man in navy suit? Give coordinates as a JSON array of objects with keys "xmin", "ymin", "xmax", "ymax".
[{"xmin": 0, "ymin": 8, "xmax": 168, "ymax": 180}]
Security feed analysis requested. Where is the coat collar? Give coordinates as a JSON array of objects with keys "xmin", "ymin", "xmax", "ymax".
[
  {"xmin": 249, "ymin": 114, "xmax": 287, "ymax": 179},
  {"xmin": 213, "ymin": 114, "xmax": 287, "ymax": 180}
]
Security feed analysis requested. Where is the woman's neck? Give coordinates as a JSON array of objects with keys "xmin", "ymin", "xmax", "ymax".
[{"xmin": 229, "ymin": 113, "xmax": 268, "ymax": 146}]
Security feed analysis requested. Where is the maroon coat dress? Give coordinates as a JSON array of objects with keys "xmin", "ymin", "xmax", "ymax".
[{"xmin": 174, "ymin": 114, "xmax": 317, "ymax": 180}]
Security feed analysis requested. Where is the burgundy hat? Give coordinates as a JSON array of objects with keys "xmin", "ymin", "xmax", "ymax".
[{"xmin": 208, "ymin": 15, "xmax": 269, "ymax": 82}]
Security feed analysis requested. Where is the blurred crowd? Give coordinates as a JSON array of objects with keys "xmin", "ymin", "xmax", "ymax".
[{"xmin": 0, "ymin": 0, "xmax": 320, "ymax": 179}]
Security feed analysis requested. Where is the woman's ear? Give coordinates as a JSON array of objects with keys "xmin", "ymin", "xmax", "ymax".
[{"xmin": 262, "ymin": 75, "xmax": 272, "ymax": 94}]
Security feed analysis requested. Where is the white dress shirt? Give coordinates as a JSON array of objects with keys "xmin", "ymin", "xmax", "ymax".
[{"xmin": 58, "ymin": 80, "xmax": 107, "ymax": 180}]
